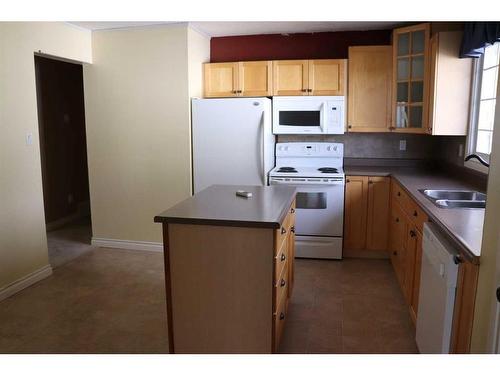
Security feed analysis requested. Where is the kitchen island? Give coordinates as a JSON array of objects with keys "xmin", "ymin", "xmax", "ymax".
[{"xmin": 154, "ymin": 185, "xmax": 296, "ymax": 353}]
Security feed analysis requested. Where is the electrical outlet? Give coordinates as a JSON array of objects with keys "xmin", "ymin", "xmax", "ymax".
[{"xmin": 399, "ymin": 140, "xmax": 407, "ymax": 151}]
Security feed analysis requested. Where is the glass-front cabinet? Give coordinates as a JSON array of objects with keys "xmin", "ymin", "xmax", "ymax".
[{"xmin": 392, "ymin": 23, "xmax": 430, "ymax": 133}]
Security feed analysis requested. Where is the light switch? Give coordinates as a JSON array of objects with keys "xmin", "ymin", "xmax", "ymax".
[
  {"xmin": 399, "ymin": 140, "xmax": 407, "ymax": 151},
  {"xmin": 26, "ymin": 133, "xmax": 33, "ymax": 146}
]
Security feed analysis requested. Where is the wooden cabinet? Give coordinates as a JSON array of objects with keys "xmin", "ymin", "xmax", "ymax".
[
  {"xmin": 204, "ymin": 61, "xmax": 272, "ymax": 97},
  {"xmin": 348, "ymin": 46, "xmax": 392, "ymax": 132},
  {"xmin": 344, "ymin": 176, "xmax": 369, "ymax": 251},
  {"xmin": 272, "ymin": 60, "xmax": 309, "ymax": 96},
  {"xmin": 273, "ymin": 59, "xmax": 345, "ymax": 96},
  {"xmin": 366, "ymin": 177, "xmax": 391, "ymax": 250},
  {"xmin": 308, "ymin": 59, "xmax": 345, "ymax": 95},
  {"xmin": 344, "ymin": 176, "xmax": 390, "ymax": 252},
  {"xmin": 427, "ymin": 31, "xmax": 473, "ymax": 135},
  {"xmin": 389, "ymin": 179, "xmax": 428, "ymax": 323},
  {"xmin": 392, "ymin": 23, "xmax": 431, "ymax": 133}
]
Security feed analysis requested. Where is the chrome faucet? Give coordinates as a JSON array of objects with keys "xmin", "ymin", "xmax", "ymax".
[{"xmin": 465, "ymin": 154, "xmax": 490, "ymax": 168}]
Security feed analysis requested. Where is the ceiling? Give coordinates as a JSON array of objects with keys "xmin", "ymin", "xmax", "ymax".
[{"xmin": 69, "ymin": 21, "xmax": 401, "ymax": 37}]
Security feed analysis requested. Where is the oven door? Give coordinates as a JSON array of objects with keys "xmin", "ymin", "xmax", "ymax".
[
  {"xmin": 271, "ymin": 179, "xmax": 344, "ymax": 236},
  {"xmin": 273, "ymin": 99, "xmax": 325, "ymax": 134}
]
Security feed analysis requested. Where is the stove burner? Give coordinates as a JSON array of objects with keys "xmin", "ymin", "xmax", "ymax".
[
  {"xmin": 277, "ymin": 167, "xmax": 297, "ymax": 173},
  {"xmin": 318, "ymin": 167, "xmax": 338, "ymax": 173}
]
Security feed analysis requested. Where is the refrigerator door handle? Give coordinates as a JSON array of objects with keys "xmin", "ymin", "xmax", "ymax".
[{"xmin": 260, "ymin": 111, "xmax": 265, "ymax": 185}]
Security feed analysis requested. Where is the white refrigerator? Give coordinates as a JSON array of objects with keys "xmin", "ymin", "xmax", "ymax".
[{"xmin": 191, "ymin": 98, "xmax": 275, "ymax": 193}]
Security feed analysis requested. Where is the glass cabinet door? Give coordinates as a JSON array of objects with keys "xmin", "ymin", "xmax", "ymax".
[{"xmin": 393, "ymin": 24, "xmax": 430, "ymax": 132}]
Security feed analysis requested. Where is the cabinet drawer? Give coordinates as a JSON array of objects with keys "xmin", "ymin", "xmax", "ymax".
[
  {"xmin": 274, "ymin": 201, "xmax": 295, "ymax": 254},
  {"xmin": 391, "ymin": 180, "xmax": 411, "ymax": 212},
  {"xmin": 275, "ymin": 237, "xmax": 289, "ymax": 281},
  {"xmin": 273, "ymin": 293, "xmax": 287, "ymax": 352},
  {"xmin": 407, "ymin": 200, "xmax": 428, "ymax": 233},
  {"xmin": 274, "ymin": 264, "xmax": 289, "ymax": 310}
]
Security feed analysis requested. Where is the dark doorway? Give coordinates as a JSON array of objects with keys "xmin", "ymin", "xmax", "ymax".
[{"xmin": 34, "ymin": 55, "xmax": 92, "ymax": 268}]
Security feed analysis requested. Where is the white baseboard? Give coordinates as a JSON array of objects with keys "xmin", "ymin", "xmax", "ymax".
[
  {"xmin": 92, "ymin": 237, "xmax": 163, "ymax": 252},
  {"xmin": 0, "ymin": 264, "xmax": 53, "ymax": 302}
]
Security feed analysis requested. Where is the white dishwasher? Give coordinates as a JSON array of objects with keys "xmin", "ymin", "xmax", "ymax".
[{"xmin": 416, "ymin": 222, "xmax": 460, "ymax": 354}]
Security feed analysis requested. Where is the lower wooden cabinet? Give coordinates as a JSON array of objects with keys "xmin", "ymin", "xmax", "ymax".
[
  {"xmin": 344, "ymin": 176, "xmax": 390, "ymax": 252},
  {"xmin": 389, "ymin": 179, "xmax": 428, "ymax": 324}
]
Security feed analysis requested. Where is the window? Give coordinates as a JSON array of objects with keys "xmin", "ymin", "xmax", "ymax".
[{"xmin": 468, "ymin": 42, "xmax": 500, "ymax": 169}]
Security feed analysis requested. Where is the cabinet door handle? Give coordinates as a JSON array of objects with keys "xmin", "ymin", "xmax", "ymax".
[
  {"xmin": 348, "ymin": 125, "xmax": 352, "ymax": 129},
  {"xmin": 346, "ymin": 179, "xmax": 350, "ymax": 183},
  {"xmin": 280, "ymin": 279, "xmax": 286, "ymax": 287},
  {"xmin": 280, "ymin": 312, "xmax": 285, "ymax": 320},
  {"xmin": 301, "ymin": 89, "xmax": 307, "ymax": 92},
  {"xmin": 397, "ymin": 191, "xmax": 401, "ymax": 197},
  {"xmin": 368, "ymin": 180, "xmax": 373, "ymax": 184},
  {"xmin": 496, "ymin": 286, "xmax": 500, "ymax": 303},
  {"xmin": 393, "ymin": 251, "xmax": 397, "ymax": 256},
  {"xmin": 307, "ymin": 89, "xmax": 312, "ymax": 93},
  {"xmin": 396, "ymin": 217, "xmax": 399, "ymax": 223},
  {"xmin": 453, "ymin": 255, "xmax": 462, "ymax": 265},
  {"xmin": 413, "ymin": 210, "xmax": 418, "ymax": 217},
  {"xmin": 409, "ymin": 230, "xmax": 416, "ymax": 237},
  {"xmin": 280, "ymin": 253, "xmax": 286, "ymax": 262},
  {"xmin": 281, "ymin": 227, "xmax": 286, "ymax": 235},
  {"xmin": 290, "ymin": 208, "xmax": 295, "ymax": 214},
  {"xmin": 291, "ymin": 226, "xmax": 295, "ymax": 233}
]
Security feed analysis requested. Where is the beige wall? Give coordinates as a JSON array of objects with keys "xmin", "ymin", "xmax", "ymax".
[
  {"xmin": 471, "ymin": 89, "xmax": 500, "ymax": 352},
  {"xmin": 0, "ymin": 22, "xmax": 92, "ymax": 290},
  {"xmin": 84, "ymin": 24, "xmax": 209, "ymax": 244}
]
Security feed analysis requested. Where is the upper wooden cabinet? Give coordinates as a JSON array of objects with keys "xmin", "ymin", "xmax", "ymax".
[
  {"xmin": 427, "ymin": 31, "xmax": 473, "ymax": 135},
  {"xmin": 272, "ymin": 60, "xmax": 309, "ymax": 96},
  {"xmin": 392, "ymin": 23, "xmax": 431, "ymax": 133},
  {"xmin": 309, "ymin": 59, "xmax": 345, "ymax": 95},
  {"xmin": 204, "ymin": 61, "xmax": 272, "ymax": 98},
  {"xmin": 273, "ymin": 59, "xmax": 346, "ymax": 96},
  {"xmin": 348, "ymin": 46, "xmax": 392, "ymax": 132}
]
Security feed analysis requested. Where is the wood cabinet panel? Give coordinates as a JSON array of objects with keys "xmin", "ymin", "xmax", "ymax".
[
  {"xmin": 404, "ymin": 225, "xmax": 418, "ymax": 306},
  {"xmin": 239, "ymin": 61, "xmax": 273, "ymax": 96},
  {"xmin": 366, "ymin": 176, "xmax": 391, "ymax": 250},
  {"xmin": 348, "ymin": 46, "xmax": 392, "ymax": 132},
  {"xmin": 309, "ymin": 59, "xmax": 345, "ymax": 95},
  {"xmin": 273, "ymin": 60, "xmax": 309, "ymax": 96},
  {"xmin": 410, "ymin": 230, "xmax": 423, "ymax": 322},
  {"xmin": 389, "ymin": 201, "xmax": 407, "ymax": 287},
  {"xmin": 344, "ymin": 176, "xmax": 369, "ymax": 250},
  {"xmin": 204, "ymin": 62, "xmax": 239, "ymax": 97}
]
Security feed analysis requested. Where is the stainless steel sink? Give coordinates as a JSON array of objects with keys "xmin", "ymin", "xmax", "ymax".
[{"xmin": 419, "ymin": 189, "xmax": 486, "ymax": 209}]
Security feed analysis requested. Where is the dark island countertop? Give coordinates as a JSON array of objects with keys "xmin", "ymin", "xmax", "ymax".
[
  {"xmin": 345, "ymin": 165, "xmax": 485, "ymax": 263},
  {"xmin": 154, "ymin": 185, "xmax": 297, "ymax": 229}
]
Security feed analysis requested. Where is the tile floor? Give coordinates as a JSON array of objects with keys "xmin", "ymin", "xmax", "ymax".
[{"xmin": 0, "ymin": 239, "xmax": 417, "ymax": 353}]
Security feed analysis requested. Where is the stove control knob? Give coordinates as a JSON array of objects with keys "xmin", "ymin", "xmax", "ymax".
[
  {"xmin": 327, "ymin": 146, "xmax": 332, "ymax": 151},
  {"xmin": 333, "ymin": 146, "xmax": 337, "ymax": 151},
  {"xmin": 284, "ymin": 146, "xmax": 289, "ymax": 151}
]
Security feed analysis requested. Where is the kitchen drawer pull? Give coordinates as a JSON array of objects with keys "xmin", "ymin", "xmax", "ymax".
[
  {"xmin": 368, "ymin": 180, "xmax": 373, "ymax": 184},
  {"xmin": 413, "ymin": 210, "xmax": 418, "ymax": 217},
  {"xmin": 280, "ymin": 279, "xmax": 286, "ymax": 287},
  {"xmin": 393, "ymin": 251, "xmax": 397, "ymax": 256},
  {"xmin": 291, "ymin": 226, "xmax": 295, "ymax": 233},
  {"xmin": 307, "ymin": 89, "xmax": 312, "ymax": 93},
  {"xmin": 396, "ymin": 217, "xmax": 400, "ymax": 223},
  {"xmin": 281, "ymin": 227, "xmax": 286, "ymax": 235},
  {"xmin": 279, "ymin": 312, "xmax": 285, "ymax": 320},
  {"xmin": 346, "ymin": 179, "xmax": 350, "ymax": 183},
  {"xmin": 280, "ymin": 253, "xmax": 286, "ymax": 262},
  {"xmin": 397, "ymin": 191, "xmax": 401, "ymax": 197},
  {"xmin": 301, "ymin": 89, "xmax": 307, "ymax": 92},
  {"xmin": 409, "ymin": 230, "xmax": 416, "ymax": 237}
]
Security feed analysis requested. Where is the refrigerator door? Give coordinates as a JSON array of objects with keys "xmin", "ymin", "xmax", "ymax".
[{"xmin": 192, "ymin": 98, "xmax": 274, "ymax": 193}]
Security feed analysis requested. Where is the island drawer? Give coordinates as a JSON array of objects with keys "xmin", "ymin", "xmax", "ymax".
[
  {"xmin": 274, "ymin": 264, "xmax": 289, "ymax": 310},
  {"xmin": 274, "ymin": 237, "xmax": 289, "ymax": 280},
  {"xmin": 274, "ymin": 201, "xmax": 296, "ymax": 253},
  {"xmin": 273, "ymin": 292, "xmax": 288, "ymax": 352}
]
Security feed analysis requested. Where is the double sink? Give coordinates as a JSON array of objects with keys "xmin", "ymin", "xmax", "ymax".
[{"xmin": 420, "ymin": 189, "xmax": 486, "ymax": 209}]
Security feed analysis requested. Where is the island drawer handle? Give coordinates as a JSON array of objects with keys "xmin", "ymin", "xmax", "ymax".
[
  {"xmin": 280, "ymin": 253, "xmax": 286, "ymax": 262},
  {"xmin": 281, "ymin": 227, "xmax": 286, "ymax": 235}
]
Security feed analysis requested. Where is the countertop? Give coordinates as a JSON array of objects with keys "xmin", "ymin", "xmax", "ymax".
[
  {"xmin": 345, "ymin": 166, "xmax": 485, "ymax": 263},
  {"xmin": 154, "ymin": 184, "xmax": 297, "ymax": 229}
]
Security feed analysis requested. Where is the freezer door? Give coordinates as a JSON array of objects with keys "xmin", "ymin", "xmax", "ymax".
[{"xmin": 192, "ymin": 98, "xmax": 274, "ymax": 193}]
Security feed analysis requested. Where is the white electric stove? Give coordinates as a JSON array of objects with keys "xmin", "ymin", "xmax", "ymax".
[{"xmin": 269, "ymin": 142, "xmax": 345, "ymax": 259}]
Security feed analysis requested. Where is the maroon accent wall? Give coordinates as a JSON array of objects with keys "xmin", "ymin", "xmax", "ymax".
[
  {"xmin": 210, "ymin": 30, "xmax": 392, "ymax": 62},
  {"xmin": 35, "ymin": 56, "xmax": 90, "ymax": 224}
]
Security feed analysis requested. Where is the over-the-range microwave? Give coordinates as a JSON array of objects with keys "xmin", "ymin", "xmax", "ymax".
[{"xmin": 272, "ymin": 96, "xmax": 345, "ymax": 135}]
